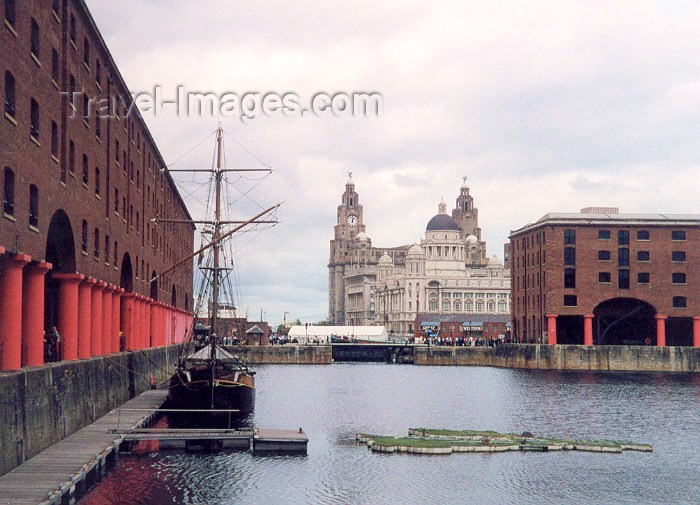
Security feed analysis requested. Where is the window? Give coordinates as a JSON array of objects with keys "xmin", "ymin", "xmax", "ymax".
[
  {"xmin": 28, "ymin": 184, "xmax": 39, "ymax": 227},
  {"xmin": 69, "ymin": 140, "xmax": 75, "ymax": 173},
  {"xmin": 673, "ymin": 296, "xmax": 687, "ymax": 308},
  {"xmin": 5, "ymin": 71, "xmax": 16, "ymax": 117},
  {"xmin": 52, "ymin": 0, "xmax": 59, "ymax": 17},
  {"xmin": 3, "ymin": 167, "xmax": 15, "ymax": 216},
  {"xmin": 95, "ymin": 114, "xmax": 100, "ymax": 138},
  {"xmin": 115, "ymin": 141, "xmax": 120, "ymax": 163},
  {"xmin": 51, "ymin": 121, "xmax": 58, "ymax": 157},
  {"xmin": 564, "ymin": 229, "xmax": 575, "ymax": 244},
  {"xmin": 113, "ymin": 241, "xmax": 118, "ymax": 265},
  {"xmin": 618, "ymin": 269, "xmax": 630, "ymax": 289},
  {"xmin": 564, "ymin": 268, "xmax": 576, "ymax": 288},
  {"xmin": 104, "ymin": 235, "xmax": 109, "ymax": 263},
  {"xmin": 637, "ymin": 230, "xmax": 649, "ymax": 240},
  {"xmin": 637, "ymin": 250, "xmax": 650, "ymax": 261},
  {"xmin": 618, "ymin": 230, "xmax": 629, "ymax": 245},
  {"xmin": 598, "ymin": 250, "xmax": 611, "ymax": 261},
  {"xmin": 70, "ymin": 13, "xmax": 76, "ymax": 43},
  {"xmin": 637, "ymin": 272, "xmax": 650, "ymax": 284},
  {"xmin": 114, "ymin": 189, "xmax": 119, "ymax": 213},
  {"xmin": 30, "ymin": 18, "xmax": 40, "ymax": 58},
  {"xmin": 598, "ymin": 229, "xmax": 610, "ymax": 240},
  {"xmin": 672, "ymin": 273, "xmax": 686, "ymax": 284},
  {"xmin": 672, "ymin": 251, "xmax": 686, "ymax": 262},
  {"xmin": 51, "ymin": 48, "xmax": 59, "ymax": 82},
  {"xmin": 599, "ymin": 272, "xmax": 611, "ymax": 283},
  {"xmin": 94, "ymin": 167, "xmax": 100, "ymax": 195},
  {"xmin": 5, "ymin": 0, "xmax": 15, "ymax": 27},
  {"xmin": 94, "ymin": 228, "xmax": 99, "ymax": 258},
  {"xmin": 82, "ymin": 153, "xmax": 88, "ymax": 184},
  {"xmin": 83, "ymin": 37, "xmax": 89, "ymax": 65},
  {"xmin": 30, "ymin": 98, "xmax": 39, "ymax": 139},
  {"xmin": 81, "ymin": 220, "xmax": 88, "ymax": 252},
  {"xmin": 96, "ymin": 60, "xmax": 101, "ymax": 85},
  {"xmin": 671, "ymin": 230, "xmax": 686, "ymax": 241},
  {"xmin": 563, "ymin": 295, "xmax": 577, "ymax": 306},
  {"xmin": 82, "ymin": 93, "xmax": 88, "ymax": 119},
  {"xmin": 618, "ymin": 248, "xmax": 629, "ymax": 266},
  {"xmin": 564, "ymin": 247, "xmax": 576, "ymax": 265}
]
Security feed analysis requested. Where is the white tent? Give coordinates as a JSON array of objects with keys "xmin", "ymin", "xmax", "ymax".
[{"xmin": 288, "ymin": 325, "xmax": 387, "ymax": 344}]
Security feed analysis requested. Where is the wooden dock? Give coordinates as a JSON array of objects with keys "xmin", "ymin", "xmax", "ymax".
[
  {"xmin": 0, "ymin": 389, "xmax": 308, "ymax": 504},
  {"xmin": 0, "ymin": 389, "xmax": 166, "ymax": 505}
]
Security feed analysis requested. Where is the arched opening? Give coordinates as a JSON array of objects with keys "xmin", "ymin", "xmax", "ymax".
[
  {"xmin": 120, "ymin": 253, "xmax": 133, "ymax": 292},
  {"xmin": 171, "ymin": 285, "xmax": 177, "ymax": 307},
  {"xmin": 593, "ymin": 298, "xmax": 656, "ymax": 345},
  {"xmin": 44, "ymin": 210, "xmax": 77, "ymax": 360},
  {"xmin": 149, "ymin": 271, "xmax": 158, "ymax": 300}
]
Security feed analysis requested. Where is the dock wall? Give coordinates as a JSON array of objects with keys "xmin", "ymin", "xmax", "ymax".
[
  {"xmin": 415, "ymin": 344, "xmax": 699, "ymax": 372},
  {"xmin": 228, "ymin": 345, "xmax": 332, "ymax": 364},
  {"xmin": 0, "ymin": 346, "xmax": 180, "ymax": 477}
]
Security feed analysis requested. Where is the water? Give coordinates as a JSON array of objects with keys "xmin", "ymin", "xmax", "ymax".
[{"xmin": 82, "ymin": 364, "xmax": 699, "ymax": 505}]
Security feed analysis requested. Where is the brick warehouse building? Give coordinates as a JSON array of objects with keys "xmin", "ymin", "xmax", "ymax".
[
  {"xmin": 510, "ymin": 208, "xmax": 699, "ymax": 347},
  {"xmin": 0, "ymin": 0, "xmax": 195, "ymax": 371}
]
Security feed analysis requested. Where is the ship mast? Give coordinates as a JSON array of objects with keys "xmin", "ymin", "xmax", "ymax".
[
  {"xmin": 154, "ymin": 126, "xmax": 278, "ymax": 373},
  {"xmin": 210, "ymin": 126, "xmax": 223, "ymax": 364}
]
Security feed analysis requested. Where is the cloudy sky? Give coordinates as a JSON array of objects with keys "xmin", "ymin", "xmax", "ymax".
[{"xmin": 86, "ymin": 0, "xmax": 700, "ymax": 325}]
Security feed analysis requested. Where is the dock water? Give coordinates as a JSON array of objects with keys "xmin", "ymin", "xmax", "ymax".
[{"xmin": 0, "ymin": 389, "xmax": 308, "ymax": 504}]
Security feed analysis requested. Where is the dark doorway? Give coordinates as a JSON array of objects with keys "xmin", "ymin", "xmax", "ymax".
[
  {"xmin": 120, "ymin": 253, "xmax": 133, "ymax": 292},
  {"xmin": 184, "ymin": 293, "xmax": 189, "ymax": 312},
  {"xmin": 667, "ymin": 317, "xmax": 693, "ymax": 346},
  {"xmin": 149, "ymin": 271, "xmax": 158, "ymax": 300},
  {"xmin": 557, "ymin": 315, "xmax": 584, "ymax": 344},
  {"xmin": 44, "ymin": 210, "xmax": 77, "ymax": 355},
  {"xmin": 171, "ymin": 285, "xmax": 177, "ymax": 307},
  {"xmin": 593, "ymin": 298, "xmax": 656, "ymax": 345}
]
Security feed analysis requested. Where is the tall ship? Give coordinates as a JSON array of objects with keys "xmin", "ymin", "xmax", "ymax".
[{"xmin": 159, "ymin": 125, "xmax": 279, "ymax": 425}]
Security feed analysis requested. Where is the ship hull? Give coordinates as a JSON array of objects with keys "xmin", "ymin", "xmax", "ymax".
[{"xmin": 166, "ymin": 366, "xmax": 255, "ymax": 427}]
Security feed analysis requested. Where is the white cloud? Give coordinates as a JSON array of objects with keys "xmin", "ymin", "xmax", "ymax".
[{"xmin": 86, "ymin": 0, "xmax": 700, "ymax": 325}]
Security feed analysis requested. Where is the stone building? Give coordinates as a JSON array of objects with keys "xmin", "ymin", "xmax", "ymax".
[
  {"xmin": 510, "ymin": 208, "xmax": 699, "ymax": 346},
  {"xmin": 0, "ymin": 0, "xmax": 195, "ymax": 371},
  {"xmin": 329, "ymin": 176, "xmax": 510, "ymax": 335}
]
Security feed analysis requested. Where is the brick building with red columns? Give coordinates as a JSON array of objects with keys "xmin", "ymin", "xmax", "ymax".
[
  {"xmin": 0, "ymin": 0, "xmax": 195, "ymax": 371},
  {"xmin": 509, "ymin": 208, "xmax": 699, "ymax": 347}
]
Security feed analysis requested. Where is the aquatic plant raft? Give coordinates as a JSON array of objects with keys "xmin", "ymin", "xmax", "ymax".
[{"xmin": 356, "ymin": 429, "xmax": 652, "ymax": 455}]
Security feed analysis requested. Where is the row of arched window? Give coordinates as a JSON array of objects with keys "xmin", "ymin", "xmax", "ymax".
[{"xmin": 427, "ymin": 297, "xmax": 509, "ymax": 313}]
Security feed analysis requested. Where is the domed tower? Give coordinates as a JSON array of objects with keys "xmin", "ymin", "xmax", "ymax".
[
  {"xmin": 406, "ymin": 244, "xmax": 425, "ymax": 276},
  {"xmin": 378, "ymin": 252, "xmax": 393, "ymax": 281}
]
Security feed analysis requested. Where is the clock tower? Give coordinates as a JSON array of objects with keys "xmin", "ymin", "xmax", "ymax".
[{"xmin": 328, "ymin": 174, "xmax": 367, "ymax": 323}]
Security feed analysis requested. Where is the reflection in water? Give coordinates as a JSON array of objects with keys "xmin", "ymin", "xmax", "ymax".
[{"xmin": 81, "ymin": 364, "xmax": 700, "ymax": 505}]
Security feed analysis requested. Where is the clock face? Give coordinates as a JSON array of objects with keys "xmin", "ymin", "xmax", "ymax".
[{"xmin": 346, "ymin": 214, "xmax": 359, "ymax": 227}]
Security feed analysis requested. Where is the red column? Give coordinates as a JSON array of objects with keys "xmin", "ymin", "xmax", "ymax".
[
  {"xmin": 150, "ymin": 302, "xmax": 158, "ymax": 347},
  {"xmin": 90, "ymin": 282, "xmax": 106, "ymax": 356},
  {"xmin": 0, "ymin": 254, "xmax": 30, "ymax": 370},
  {"xmin": 546, "ymin": 314, "xmax": 557, "ymax": 345},
  {"xmin": 656, "ymin": 315, "xmax": 667, "ymax": 347},
  {"xmin": 22, "ymin": 261, "xmax": 52, "ymax": 367},
  {"xmin": 694, "ymin": 317, "xmax": 700, "ymax": 348},
  {"xmin": 121, "ymin": 293, "xmax": 136, "ymax": 350},
  {"xmin": 112, "ymin": 288, "xmax": 124, "ymax": 352},
  {"xmin": 78, "ymin": 277, "xmax": 95, "ymax": 358},
  {"xmin": 583, "ymin": 314, "xmax": 594, "ymax": 346},
  {"xmin": 138, "ymin": 296, "xmax": 146, "ymax": 349},
  {"xmin": 102, "ymin": 285, "xmax": 115, "ymax": 354},
  {"xmin": 53, "ymin": 273, "xmax": 84, "ymax": 361}
]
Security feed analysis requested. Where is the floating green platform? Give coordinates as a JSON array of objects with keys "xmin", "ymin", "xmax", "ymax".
[{"xmin": 356, "ymin": 428, "xmax": 652, "ymax": 455}]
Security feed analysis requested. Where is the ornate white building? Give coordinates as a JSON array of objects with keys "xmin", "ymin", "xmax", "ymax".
[{"xmin": 329, "ymin": 177, "xmax": 510, "ymax": 334}]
